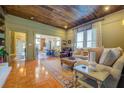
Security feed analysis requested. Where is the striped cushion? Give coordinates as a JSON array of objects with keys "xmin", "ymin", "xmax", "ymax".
[{"xmin": 99, "ymin": 48, "xmax": 121, "ymax": 66}]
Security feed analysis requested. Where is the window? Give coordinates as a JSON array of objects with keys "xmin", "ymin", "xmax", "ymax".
[
  {"xmin": 87, "ymin": 29, "xmax": 96, "ymax": 48},
  {"xmin": 56, "ymin": 38, "xmax": 61, "ymax": 47},
  {"xmin": 76, "ymin": 29, "xmax": 96, "ymax": 48},
  {"xmin": 56, "ymin": 40, "xmax": 60, "ymax": 47},
  {"xmin": 77, "ymin": 31, "xmax": 84, "ymax": 48}
]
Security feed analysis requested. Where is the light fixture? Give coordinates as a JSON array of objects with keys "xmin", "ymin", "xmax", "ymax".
[
  {"xmin": 30, "ymin": 17, "xmax": 34, "ymax": 20},
  {"xmin": 64, "ymin": 25, "xmax": 68, "ymax": 29},
  {"xmin": 122, "ymin": 20, "xmax": 124, "ymax": 25},
  {"xmin": 104, "ymin": 6, "xmax": 110, "ymax": 11}
]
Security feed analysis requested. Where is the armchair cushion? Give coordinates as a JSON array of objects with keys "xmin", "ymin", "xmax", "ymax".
[
  {"xmin": 113, "ymin": 53, "xmax": 124, "ymax": 70},
  {"xmin": 95, "ymin": 64, "xmax": 121, "ymax": 80}
]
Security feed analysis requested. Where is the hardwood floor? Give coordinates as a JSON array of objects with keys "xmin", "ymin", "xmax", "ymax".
[
  {"xmin": 3, "ymin": 59, "xmax": 63, "ymax": 88},
  {"xmin": 3, "ymin": 56, "xmax": 124, "ymax": 88}
]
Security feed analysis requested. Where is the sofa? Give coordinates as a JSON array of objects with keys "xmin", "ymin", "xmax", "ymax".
[
  {"xmin": 74, "ymin": 47, "xmax": 124, "ymax": 88},
  {"xmin": 72, "ymin": 48, "xmax": 89, "ymax": 60}
]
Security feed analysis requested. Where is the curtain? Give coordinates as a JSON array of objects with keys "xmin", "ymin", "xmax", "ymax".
[
  {"xmin": 77, "ymin": 24, "xmax": 92, "ymax": 32},
  {"xmin": 72, "ymin": 28, "xmax": 77, "ymax": 50},
  {"xmin": 92, "ymin": 21, "xmax": 103, "ymax": 47}
]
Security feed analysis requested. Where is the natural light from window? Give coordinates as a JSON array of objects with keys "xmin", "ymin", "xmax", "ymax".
[
  {"xmin": 76, "ymin": 29, "xmax": 96, "ymax": 48},
  {"xmin": 77, "ymin": 31, "xmax": 84, "ymax": 48}
]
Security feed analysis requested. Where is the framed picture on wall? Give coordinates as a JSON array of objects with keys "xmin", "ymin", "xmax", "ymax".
[
  {"xmin": 62, "ymin": 40, "xmax": 67, "ymax": 45},
  {"xmin": 63, "ymin": 43, "xmax": 66, "ymax": 45}
]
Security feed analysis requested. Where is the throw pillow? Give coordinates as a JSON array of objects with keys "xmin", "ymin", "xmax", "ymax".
[
  {"xmin": 99, "ymin": 49, "xmax": 110, "ymax": 64},
  {"xmin": 73, "ymin": 49, "xmax": 81, "ymax": 55},
  {"xmin": 99, "ymin": 48, "xmax": 121, "ymax": 66}
]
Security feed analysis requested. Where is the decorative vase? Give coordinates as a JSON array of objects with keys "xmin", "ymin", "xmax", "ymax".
[{"xmin": 88, "ymin": 52, "xmax": 97, "ymax": 71}]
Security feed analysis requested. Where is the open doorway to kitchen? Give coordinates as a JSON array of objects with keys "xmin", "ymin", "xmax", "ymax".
[
  {"xmin": 10, "ymin": 31, "xmax": 27, "ymax": 61},
  {"xmin": 35, "ymin": 34, "xmax": 61, "ymax": 59}
]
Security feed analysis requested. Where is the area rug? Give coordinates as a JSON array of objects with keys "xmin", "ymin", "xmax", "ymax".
[{"xmin": 40, "ymin": 57, "xmax": 74, "ymax": 88}]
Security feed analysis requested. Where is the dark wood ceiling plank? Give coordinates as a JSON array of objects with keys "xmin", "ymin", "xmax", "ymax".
[{"xmin": 2, "ymin": 5, "xmax": 124, "ymax": 29}]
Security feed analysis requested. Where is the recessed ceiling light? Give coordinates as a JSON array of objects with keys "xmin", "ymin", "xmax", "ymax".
[
  {"xmin": 64, "ymin": 25, "xmax": 68, "ymax": 29},
  {"xmin": 104, "ymin": 6, "xmax": 110, "ymax": 11},
  {"xmin": 30, "ymin": 17, "xmax": 34, "ymax": 20}
]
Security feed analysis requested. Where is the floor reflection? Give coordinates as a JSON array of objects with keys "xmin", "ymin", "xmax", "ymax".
[{"xmin": 3, "ymin": 58, "xmax": 63, "ymax": 88}]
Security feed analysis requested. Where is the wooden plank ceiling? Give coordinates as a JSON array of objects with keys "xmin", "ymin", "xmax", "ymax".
[{"xmin": 2, "ymin": 5, "xmax": 124, "ymax": 29}]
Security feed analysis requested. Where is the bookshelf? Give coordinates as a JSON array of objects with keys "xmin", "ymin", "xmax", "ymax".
[{"xmin": 0, "ymin": 7, "xmax": 5, "ymax": 47}]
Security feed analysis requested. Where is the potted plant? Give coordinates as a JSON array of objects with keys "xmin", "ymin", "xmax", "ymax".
[{"xmin": 0, "ymin": 47, "xmax": 8, "ymax": 63}]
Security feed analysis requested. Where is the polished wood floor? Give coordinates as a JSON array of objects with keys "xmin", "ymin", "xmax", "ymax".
[{"xmin": 3, "ymin": 59, "xmax": 63, "ymax": 88}]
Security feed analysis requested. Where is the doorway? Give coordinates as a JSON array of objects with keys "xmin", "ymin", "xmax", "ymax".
[
  {"xmin": 10, "ymin": 31, "xmax": 27, "ymax": 61},
  {"xmin": 35, "ymin": 34, "xmax": 61, "ymax": 59}
]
